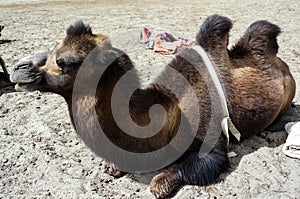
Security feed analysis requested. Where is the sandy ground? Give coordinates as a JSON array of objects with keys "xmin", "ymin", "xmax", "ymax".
[{"xmin": 0, "ymin": 0, "xmax": 300, "ymax": 198}]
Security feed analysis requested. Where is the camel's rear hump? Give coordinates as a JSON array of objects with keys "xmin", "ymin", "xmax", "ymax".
[{"xmin": 231, "ymin": 21, "xmax": 281, "ymax": 57}]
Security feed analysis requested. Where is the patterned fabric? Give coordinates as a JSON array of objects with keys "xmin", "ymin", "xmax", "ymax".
[{"xmin": 140, "ymin": 27, "xmax": 195, "ymax": 54}]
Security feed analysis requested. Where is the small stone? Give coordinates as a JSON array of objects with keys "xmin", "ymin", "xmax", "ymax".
[
  {"xmin": 262, "ymin": 160, "xmax": 267, "ymax": 167},
  {"xmin": 1, "ymin": 109, "xmax": 9, "ymax": 114},
  {"xmin": 2, "ymin": 128, "xmax": 9, "ymax": 135}
]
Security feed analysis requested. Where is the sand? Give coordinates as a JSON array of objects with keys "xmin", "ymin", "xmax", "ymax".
[{"xmin": 0, "ymin": 0, "xmax": 300, "ymax": 198}]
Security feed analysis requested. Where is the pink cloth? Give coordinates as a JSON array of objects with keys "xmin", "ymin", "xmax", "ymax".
[{"xmin": 139, "ymin": 27, "xmax": 195, "ymax": 54}]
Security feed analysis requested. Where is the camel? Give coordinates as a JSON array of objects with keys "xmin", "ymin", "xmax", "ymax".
[
  {"xmin": 10, "ymin": 15, "xmax": 295, "ymax": 198},
  {"xmin": 0, "ymin": 56, "xmax": 13, "ymax": 88},
  {"xmin": 0, "ymin": 26, "xmax": 14, "ymax": 88},
  {"xmin": 0, "ymin": 25, "xmax": 4, "ymax": 37}
]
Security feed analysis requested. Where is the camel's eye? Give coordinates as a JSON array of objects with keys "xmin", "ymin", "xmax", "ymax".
[{"xmin": 56, "ymin": 59, "xmax": 68, "ymax": 68}]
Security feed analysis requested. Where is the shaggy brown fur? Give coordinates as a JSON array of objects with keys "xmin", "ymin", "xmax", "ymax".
[{"xmin": 10, "ymin": 15, "xmax": 295, "ymax": 198}]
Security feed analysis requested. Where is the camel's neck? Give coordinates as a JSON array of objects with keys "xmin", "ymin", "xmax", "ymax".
[
  {"xmin": 63, "ymin": 52, "xmax": 139, "ymax": 133},
  {"xmin": 64, "ymin": 54, "xmax": 180, "ymax": 153}
]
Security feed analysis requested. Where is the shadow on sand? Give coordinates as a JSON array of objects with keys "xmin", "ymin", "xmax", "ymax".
[
  {"xmin": 0, "ymin": 39, "xmax": 17, "ymax": 45},
  {"xmin": 126, "ymin": 104, "xmax": 300, "ymax": 198}
]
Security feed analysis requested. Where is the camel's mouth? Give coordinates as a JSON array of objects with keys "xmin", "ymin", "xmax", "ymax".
[
  {"xmin": 15, "ymin": 83, "xmax": 28, "ymax": 91},
  {"xmin": 15, "ymin": 83, "xmax": 27, "ymax": 90},
  {"xmin": 14, "ymin": 81, "xmax": 41, "ymax": 92},
  {"xmin": 11, "ymin": 71, "xmax": 44, "ymax": 92},
  {"xmin": 16, "ymin": 82, "xmax": 32, "ymax": 87},
  {"xmin": 11, "ymin": 75, "xmax": 41, "ymax": 91},
  {"xmin": 9, "ymin": 51, "xmax": 48, "ymax": 88}
]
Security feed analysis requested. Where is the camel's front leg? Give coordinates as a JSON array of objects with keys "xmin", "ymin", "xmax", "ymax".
[
  {"xmin": 150, "ymin": 135, "xmax": 229, "ymax": 198},
  {"xmin": 150, "ymin": 164, "xmax": 183, "ymax": 199}
]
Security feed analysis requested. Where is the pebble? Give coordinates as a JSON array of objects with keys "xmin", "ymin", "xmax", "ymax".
[
  {"xmin": 231, "ymin": 192, "xmax": 237, "ymax": 196},
  {"xmin": 1, "ymin": 108, "xmax": 9, "ymax": 114},
  {"xmin": 2, "ymin": 128, "xmax": 9, "ymax": 135}
]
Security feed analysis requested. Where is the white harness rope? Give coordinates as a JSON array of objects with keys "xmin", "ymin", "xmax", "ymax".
[{"xmin": 192, "ymin": 45, "xmax": 241, "ymax": 144}]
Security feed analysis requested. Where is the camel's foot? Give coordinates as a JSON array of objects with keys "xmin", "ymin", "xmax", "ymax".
[
  {"xmin": 103, "ymin": 161, "xmax": 127, "ymax": 178},
  {"xmin": 150, "ymin": 166, "xmax": 182, "ymax": 198}
]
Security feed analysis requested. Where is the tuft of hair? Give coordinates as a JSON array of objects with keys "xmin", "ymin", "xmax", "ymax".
[
  {"xmin": 66, "ymin": 20, "xmax": 92, "ymax": 37},
  {"xmin": 230, "ymin": 20, "xmax": 281, "ymax": 57},
  {"xmin": 196, "ymin": 14, "xmax": 233, "ymax": 49}
]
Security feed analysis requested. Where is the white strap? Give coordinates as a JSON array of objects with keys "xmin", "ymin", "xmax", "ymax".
[
  {"xmin": 192, "ymin": 45, "xmax": 241, "ymax": 144},
  {"xmin": 222, "ymin": 117, "xmax": 241, "ymax": 144}
]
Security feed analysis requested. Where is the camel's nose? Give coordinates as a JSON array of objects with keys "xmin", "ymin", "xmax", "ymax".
[{"xmin": 13, "ymin": 65, "xmax": 20, "ymax": 71}]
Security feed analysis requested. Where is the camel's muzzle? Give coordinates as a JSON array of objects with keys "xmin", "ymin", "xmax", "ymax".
[
  {"xmin": 10, "ymin": 52, "xmax": 48, "ymax": 85},
  {"xmin": 10, "ymin": 63, "xmax": 42, "ymax": 84}
]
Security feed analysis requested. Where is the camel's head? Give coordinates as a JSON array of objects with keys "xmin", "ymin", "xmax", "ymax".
[{"xmin": 10, "ymin": 21, "xmax": 110, "ymax": 96}]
